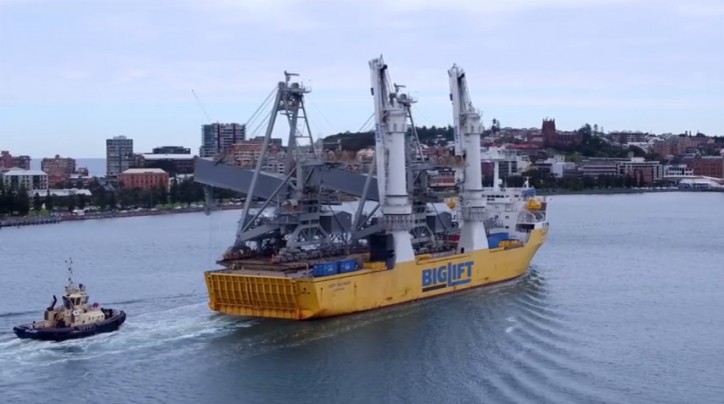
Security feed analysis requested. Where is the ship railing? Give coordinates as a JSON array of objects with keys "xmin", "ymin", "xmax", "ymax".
[
  {"xmin": 484, "ymin": 218, "xmax": 504, "ymax": 229},
  {"xmin": 518, "ymin": 210, "xmax": 546, "ymax": 223}
]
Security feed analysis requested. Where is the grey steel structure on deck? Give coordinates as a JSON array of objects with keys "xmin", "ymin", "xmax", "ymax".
[{"xmin": 193, "ymin": 71, "xmax": 458, "ymax": 265}]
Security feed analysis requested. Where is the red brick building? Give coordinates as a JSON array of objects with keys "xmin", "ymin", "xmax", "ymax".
[
  {"xmin": 541, "ymin": 119, "xmax": 582, "ymax": 148},
  {"xmin": 653, "ymin": 136, "xmax": 713, "ymax": 157},
  {"xmin": 0, "ymin": 150, "xmax": 31, "ymax": 170},
  {"xmin": 683, "ymin": 156, "xmax": 724, "ymax": 179},
  {"xmin": 41, "ymin": 154, "xmax": 76, "ymax": 186},
  {"xmin": 119, "ymin": 168, "xmax": 169, "ymax": 190}
]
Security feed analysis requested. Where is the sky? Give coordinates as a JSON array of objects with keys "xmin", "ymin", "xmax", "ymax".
[{"xmin": 0, "ymin": 0, "xmax": 722, "ymax": 158}]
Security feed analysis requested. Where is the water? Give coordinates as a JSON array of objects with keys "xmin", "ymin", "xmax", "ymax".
[{"xmin": 1, "ymin": 193, "xmax": 723, "ymax": 403}]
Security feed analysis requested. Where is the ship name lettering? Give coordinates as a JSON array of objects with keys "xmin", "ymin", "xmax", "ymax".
[{"xmin": 421, "ymin": 261, "xmax": 473, "ymax": 292}]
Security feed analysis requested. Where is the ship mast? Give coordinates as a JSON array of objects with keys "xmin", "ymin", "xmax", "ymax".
[
  {"xmin": 369, "ymin": 56, "xmax": 415, "ymax": 264},
  {"xmin": 448, "ymin": 64, "xmax": 488, "ymax": 253}
]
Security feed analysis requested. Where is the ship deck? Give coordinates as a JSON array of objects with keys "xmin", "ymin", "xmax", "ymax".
[{"xmin": 214, "ymin": 253, "xmax": 371, "ymax": 278}]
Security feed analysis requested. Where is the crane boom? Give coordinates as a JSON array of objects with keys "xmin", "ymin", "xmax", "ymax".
[
  {"xmin": 369, "ymin": 56, "xmax": 415, "ymax": 264},
  {"xmin": 191, "ymin": 89, "xmax": 213, "ymax": 123},
  {"xmin": 448, "ymin": 64, "xmax": 488, "ymax": 253}
]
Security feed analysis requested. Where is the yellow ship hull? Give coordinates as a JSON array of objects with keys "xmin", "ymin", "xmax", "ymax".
[{"xmin": 204, "ymin": 228, "xmax": 548, "ymax": 320}]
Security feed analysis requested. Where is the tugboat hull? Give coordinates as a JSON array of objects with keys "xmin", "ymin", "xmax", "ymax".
[{"xmin": 13, "ymin": 310, "xmax": 126, "ymax": 341}]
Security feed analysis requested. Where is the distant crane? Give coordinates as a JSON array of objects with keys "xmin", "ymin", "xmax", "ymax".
[
  {"xmin": 191, "ymin": 89, "xmax": 216, "ymax": 215},
  {"xmin": 191, "ymin": 89, "xmax": 213, "ymax": 123}
]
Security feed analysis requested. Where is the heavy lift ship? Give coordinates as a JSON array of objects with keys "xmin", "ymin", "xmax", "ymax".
[{"xmin": 193, "ymin": 58, "xmax": 549, "ymax": 320}]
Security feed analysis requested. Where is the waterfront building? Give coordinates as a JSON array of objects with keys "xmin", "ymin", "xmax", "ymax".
[
  {"xmin": 41, "ymin": 155, "xmax": 76, "ymax": 186},
  {"xmin": 0, "ymin": 168, "xmax": 48, "ymax": 192},
  {"xmin": 106, "ymin": 136, "xmax": 134, "ymax": 183},
  {"xmin": 0, "ymin": 150, "xmax": 31, "ymax": 170},
  {"xmin": 579, "ymin": 157, "xmax": 628, "ymax": 177},
  {"xmin": 683, "ymin": 155, "xmax": 724, "ymax": 179},
  {"xmin": 200, "ymin": 123, "xmax": 246, "ymax": 158},
  {"xmin": 119, "ymin": 168, "xmax": 169, "ymax": 191},
  {"xmin": 663, "ymin": 164, "xmax": 694, "ymax": 177},
  {"xmin": 578, "ymin": 157, "xmax": 663, "ymax": 185}
]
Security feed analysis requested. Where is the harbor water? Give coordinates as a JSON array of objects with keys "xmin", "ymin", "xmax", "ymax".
[{"xmin": 1, "ymin": 192, "xmax": 723, "ymax": 403}]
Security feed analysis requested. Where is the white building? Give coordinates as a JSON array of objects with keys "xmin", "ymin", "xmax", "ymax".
[
  {"xmin": 551, "ymin": 161, "xmax": 577, "ymax": 178},
  {"xmin": 678, "ymin": 178, "xmax": 724, "ymax": 190},
  {"xmin": 0, "ymin": 168, "xmax": 48, "ymax": 192},
  {"xmin": 663, "ymin": 164, "xmax": 694, "ymax": 177}
]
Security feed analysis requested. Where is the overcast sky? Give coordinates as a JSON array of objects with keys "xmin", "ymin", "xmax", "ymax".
[{"xmin": 1, "ymin": 0, "xmax": 722, "ymax": 157}]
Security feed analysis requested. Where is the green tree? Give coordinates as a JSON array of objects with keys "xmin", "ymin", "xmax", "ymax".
[
  {"xmin": 67, "ymin": 194, "xmax": 76, "ymax": 212},
  {"xmin": 78, "ymin": 193, "xmax": 87, "ymax": 210},
  {"xmin": 92, "ymin": 186, "xmax": 107, "ymax": 210},
  {"xmin": 491, "ymin": 118, "xmax": 501, "ymax": 134},
  {"xmin": 140, "ymin": 189, "xmax": 154, "ymax": 208},
  {"xmin": 0, "ymin": 181, "xmax": 7, "ymax": 215},
  {"xmin": 108, "ymin": 191, "xmax": 117, "ymax": 210},
  {"xmin": 33, "ymin": 192, "xmax": 42, "ymax": 212},
  {"xmin": 179, "ymin": 180, "xmax": 193, "ymax": 206},
  {"xmin": 158, "ymin": 186, "xmax": 169, "ymax": 205},
  {"xmin": 4, "ymin": 187, "xmax": 17, "ymax": 214},
  {"xmin": 170, "ymin": 178, "xmax": 180, "ymax": 204},
  {"xmin": 44, "ymin": 190, "xmax": 54, "ymax": 212},
  {"xmin": 582, "ymin": 175, "xmax": 596, "ymax": 189},
  {"xmin": 15, "ymin": 185, "xmax": 30, "ymax": 216}
]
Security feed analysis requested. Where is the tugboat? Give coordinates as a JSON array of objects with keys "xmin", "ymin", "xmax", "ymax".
[{"xmin": 13, "ymin": 259, "xmax": 126, "ymax": 341}]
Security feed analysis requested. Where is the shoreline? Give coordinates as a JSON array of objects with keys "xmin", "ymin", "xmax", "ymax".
[
  {"xmin": 537, "ymin": 188, "xmax": 724, "ymax": 196},
  {"xmin": 0, "ymin": 204, "xmax": 242, "ymax": 228},
  {"xmin": 2, "ymin": 188, "xmax": 721, "ymax": 228}
]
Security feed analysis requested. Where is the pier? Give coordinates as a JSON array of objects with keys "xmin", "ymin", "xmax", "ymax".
[{"xmin": 0, "ymin": 216, "xmax": 62, "ymax": 228}]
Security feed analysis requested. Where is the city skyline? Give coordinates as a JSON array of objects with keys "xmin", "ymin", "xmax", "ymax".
[{"xmin": 1, "ymin": 0, "xmax": 723, "ymax": 157}]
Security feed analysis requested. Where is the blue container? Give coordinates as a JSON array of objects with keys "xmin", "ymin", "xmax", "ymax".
[
  {"xmin": 338, "ymin": 258, "xmax": 358, "ymax": 273},
  {"xmin": 487, "ymin": 232, "xmax": 509, "ymax": 248},
  {"xmin": 313, "ymin": 262, "xmax": 339, "ymax": 277}
]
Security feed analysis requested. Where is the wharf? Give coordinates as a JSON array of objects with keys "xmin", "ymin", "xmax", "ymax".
[{"xmin": 0, "ymin": 216, "xmax": 62, "ymax": 228}]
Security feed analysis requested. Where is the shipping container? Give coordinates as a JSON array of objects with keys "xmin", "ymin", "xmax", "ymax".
[
  {"xmin": 313, "ymin": 262, "xmax": 339, "ymax": 277},
  {"xmin": 338, "ymin": 258, "xmax": 358, "ymax": 273}
]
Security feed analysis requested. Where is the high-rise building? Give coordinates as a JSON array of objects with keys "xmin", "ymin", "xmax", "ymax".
[
  {"xmin": 106, "ymin": 136, "xmax": 134, "ymax": 182},
  {"xmin": 152, "ymin": 146, "xmax": 191, "ymax": 154},
  {"xmin": 200, "ymin": 123, "xmax": 246, "ymax": 158}
]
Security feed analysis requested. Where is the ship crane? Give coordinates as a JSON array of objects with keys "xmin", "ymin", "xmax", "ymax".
[
  {"xmin": 369, "ymin": 56, "xmax": 415, "ymax": 264},
  {"xmin": 448, "ymin": 64, "xmax": 489, "ymax": 253}
]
